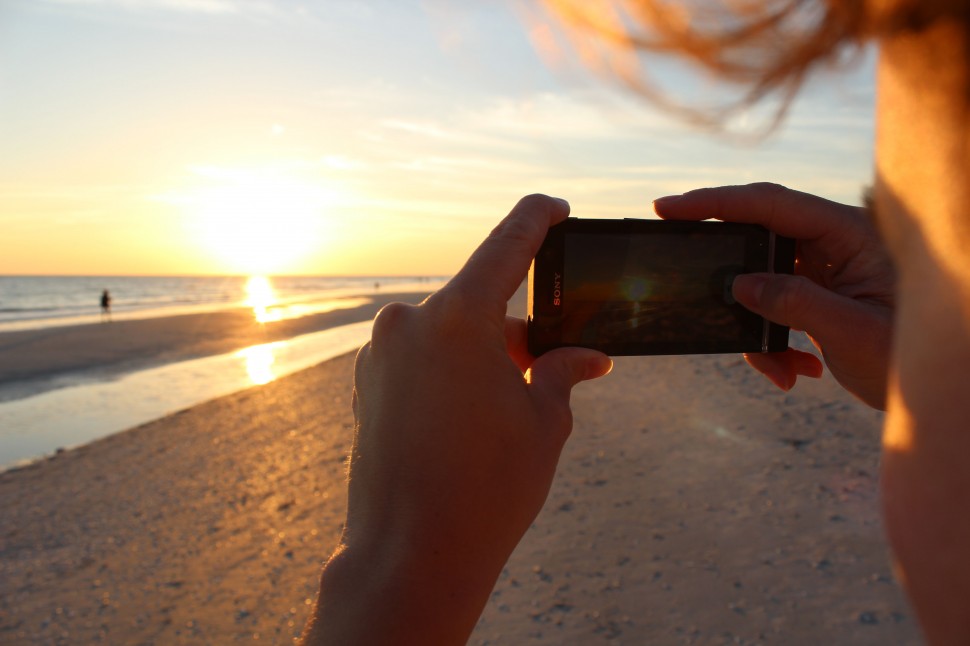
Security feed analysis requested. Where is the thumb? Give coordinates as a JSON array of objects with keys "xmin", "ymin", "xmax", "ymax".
[
  {"xmin": 733, "ymin": 273, "xmax": 868, "ymax": 343},
  {"xmin": 527, "ymin": 348, "xmax": 612, "ymax": 434}
]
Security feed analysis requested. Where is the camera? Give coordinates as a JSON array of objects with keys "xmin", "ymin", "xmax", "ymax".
[{"xmin": 527, "ymin": 218, "xmax": 796, "ymax": 356}]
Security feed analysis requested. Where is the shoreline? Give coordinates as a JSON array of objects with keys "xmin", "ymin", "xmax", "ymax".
[
  {"xmin": 0, "ymin": 289, "xmax": 435, "ymax": 470},
  {"xmin": 0, "ymin": 290, "xmax": 431, "ymax": 404},
  {"xmin": 0, "ymin": 320, "xmax": 375, "ymax": 471},
  {"xmin": 0, "ymin": 276, "xmax": 447, "ymax": 333}
]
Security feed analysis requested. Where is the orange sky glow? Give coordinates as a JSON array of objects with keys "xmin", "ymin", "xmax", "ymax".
[{"xmin": 0, "ymin": 1, "xmax": 876, "ymax": 277}]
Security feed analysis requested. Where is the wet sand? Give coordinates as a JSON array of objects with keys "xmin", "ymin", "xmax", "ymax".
[
  {"xmin": 0, "ymin": 290, "xmax": 921, "ymax": 644},
  {"xmin": 0, "ymin": 291, "xmax": 429, "ymax": 402}
]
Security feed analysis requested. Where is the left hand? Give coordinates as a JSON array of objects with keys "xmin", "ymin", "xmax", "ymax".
[{"xmin": 304, "ymin": 195, "xmax": 612, "ymax": 645}]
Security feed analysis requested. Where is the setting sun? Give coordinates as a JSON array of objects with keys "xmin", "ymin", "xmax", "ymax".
[{"xmin": 174, "ymin": 167, "xmax": 341, "ymax": 275}]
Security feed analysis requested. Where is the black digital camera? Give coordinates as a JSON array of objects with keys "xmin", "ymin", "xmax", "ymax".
[{"xmin": 527, "ymin": 218, "xmax": 796, "ymax": 356}]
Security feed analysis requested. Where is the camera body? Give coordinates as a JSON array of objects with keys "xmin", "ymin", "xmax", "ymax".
[{"xmin": 527, "ymin": 218, "xmax": 796, "ymax": 356}]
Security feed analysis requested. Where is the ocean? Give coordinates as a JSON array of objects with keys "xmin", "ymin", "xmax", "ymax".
[
  {"xmin": 0, "ymin": 275, "xmax": 447, "ymax": 469},
  {"xmin": 0, "ymin": 275, "xmax": 444, "ymax": 331}
]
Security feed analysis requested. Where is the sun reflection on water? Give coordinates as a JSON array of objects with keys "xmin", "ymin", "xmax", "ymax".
[
  {"xmin": 246, "ymin": 276, "xmax": 280, "ymax": 323},
  {"xmin": 237, "ymin": 342, "xmax": 281, "ymax": 385}
]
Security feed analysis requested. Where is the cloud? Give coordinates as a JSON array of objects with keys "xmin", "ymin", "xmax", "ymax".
[
  {"xmin": 375, "ymin": 118, "xmax": 528, "ymax": 153},
  {"xmin": 460, "ymin": 91, "xmax": 680, "ymax": 140},
  {"xmin": 39, "ymin": 0, "xmax": 275, "ymax": 15}
]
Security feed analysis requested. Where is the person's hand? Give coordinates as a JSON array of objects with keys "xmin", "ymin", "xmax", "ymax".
[
  {"xmin": 302, "ymin": 195, "xmax": 612, "ymax": 645},
  {"xmin": 654, "ymin": 182, "xmax": 894, "ymax": 410}
]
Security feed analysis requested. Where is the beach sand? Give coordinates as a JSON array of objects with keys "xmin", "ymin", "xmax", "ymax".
[{"xmin": 0, "ymin": 289, "xmax": 921, "ymax": 644}]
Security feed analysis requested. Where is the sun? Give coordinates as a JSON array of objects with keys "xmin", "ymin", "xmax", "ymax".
[{"xmin": 177, "ymin": 167, "xmax": 338, "ymax": 275}]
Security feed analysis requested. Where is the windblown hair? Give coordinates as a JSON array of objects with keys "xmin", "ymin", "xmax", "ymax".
[{"xmin": 537, "ymin": 0, "xmax": 967, "ymax": 130}]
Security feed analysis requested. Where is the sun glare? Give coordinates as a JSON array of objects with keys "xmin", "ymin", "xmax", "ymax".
[
  {"xmin": 238, "ymin": 343, "xmax": 280, "ymax": 386},
  {"xmin": 176, "ymin": 168, "xmax": 339, "ymax": 275},
  {"xmin": 245, "ymin": 275, "xmax": 279, "ymax": 324}
]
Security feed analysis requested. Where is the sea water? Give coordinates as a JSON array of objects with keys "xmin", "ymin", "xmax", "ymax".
[
  {"xmin": 0, "ymin": 275, "xmax": 442, "ymax": 331},
  {"xmin": 0, "ymin": 275, "xmax": 447, "ymax": 469},
  {"xmin": 0, "ymin": 321, "xmax": 375, "ymax": 470}
]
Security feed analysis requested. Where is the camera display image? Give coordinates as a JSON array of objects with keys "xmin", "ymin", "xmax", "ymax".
[{"xmin": 560, "ymin": 232, "xmax": 764, "ymax": 352}]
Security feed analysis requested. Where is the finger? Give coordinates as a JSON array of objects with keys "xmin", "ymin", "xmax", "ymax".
[
  {"xmin": 351, "ymin": 342, "xmax": 372, "ymax": 423},
  {"xmin": 791, "ymin": 349, "xmax": 825, "ymax": 378},
  {"xmin": 527, "ymin": 347, "xmax": 612, "ymax": 437},
  {"xmin": 439, "ymin": 194, "xmax": 570, "ymax": 311},
  {"xmin": 528, "ymin": 347, "xmax": 613, "ymax": 388},
  {"xmin": 505, "ymin": 316, "xmax": 534, "ymax": 374},
  {"xmin": 653, "ymin": 182, "xmax": 859, "ymax": 240},
  {"xmin": 743, "ymin": 352, "xmax": 792, "ymax": 390},
  {"xmin": 744, "ymin": 349, "xmax": 824, "ymax": 391},
  {"xmin": 733, "ymin": 273, "xmax": 876, "ymax": 348}
]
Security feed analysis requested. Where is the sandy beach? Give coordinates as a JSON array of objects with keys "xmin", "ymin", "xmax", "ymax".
[{"xmin": 0, "ymin": 288, "xmax": 920, "ymax": 644}]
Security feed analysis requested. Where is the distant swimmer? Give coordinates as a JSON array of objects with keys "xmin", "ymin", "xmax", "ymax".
[{"xmin": 100, "ymin": 289, "xmax": 112, "ymax": 322}]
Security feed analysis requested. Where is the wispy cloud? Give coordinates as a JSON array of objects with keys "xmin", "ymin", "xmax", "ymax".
[
  {"xmin": 459, "ymin": 91, "xmax": 678, "ymax": 140},
  {"xmin": 39, "ymin": 0, "xmax": 275, "ymax": 15}
]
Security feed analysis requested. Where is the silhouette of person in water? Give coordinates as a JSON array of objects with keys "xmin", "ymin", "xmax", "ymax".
[{"xmin": 100, "ymin": 289, "xmax": 112, "ymax": 322}]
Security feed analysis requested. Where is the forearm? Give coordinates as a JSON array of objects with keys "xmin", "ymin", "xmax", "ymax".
[{"xmin": 301, "ymin": 537, "xmax": 504, "ymax": 646}]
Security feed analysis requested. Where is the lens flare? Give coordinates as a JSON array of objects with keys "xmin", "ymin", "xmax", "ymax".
[{"xmin": 621, "ymin": 276, "xmax": 651, "ymax": 301}]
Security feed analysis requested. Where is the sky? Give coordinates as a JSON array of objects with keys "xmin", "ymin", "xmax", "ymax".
[{"xmin": 0, "ymin": 0, "xmax": 877, "ymax": 277}]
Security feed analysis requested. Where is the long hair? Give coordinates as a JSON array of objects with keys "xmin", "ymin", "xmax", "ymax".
[{"xmin": 534, "ymin": 0, "xmax": 963, "ymax": 131}]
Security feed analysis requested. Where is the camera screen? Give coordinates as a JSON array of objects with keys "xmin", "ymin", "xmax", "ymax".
[{"xmin": 561, "ymin": 232, "xmax": 764, "ymax": 350}]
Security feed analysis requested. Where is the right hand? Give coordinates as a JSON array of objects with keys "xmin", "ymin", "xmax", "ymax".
[{"xmin": 654, "ymin": 182, "xmax": 895, "ymax": 410}]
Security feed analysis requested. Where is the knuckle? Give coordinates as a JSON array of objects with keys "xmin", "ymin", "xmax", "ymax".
[
  {"xmin": 372, "ymin": 292, "xmax": 477, "ymax": 353},
  {"xmin": 423, "ymin": 287, "xmax": 477, "ymax": 339},
  {"xmin": 752, "ymin": 182, "xmax": 788, "ymax": 205},
  {"xmin": 370, "ymin": 302, "xmax": 418, "ymax": 345},
  {"xmin": 515, "ymin": 193, "xmax": 556, "ymax": 212},
  {"xmin": 746, "ymin": 182, "xmax": 792, "ymax": 231},
  {"xmin": 494, "ymin": 192, "xmax": 564, "ymax": 237},
  {"xmin": 354, "ymin": 341, "xmax": 371, "ymax": 371},
  {"xmin": 492, "ymin": 198, "xmax": 549, "ymax": 240},
  {"xmin": 771, "ymin": 275, "xmax": 816, "ymax": 322},
  {"xmin": 748, "ymin": 181, "xmax": 789, "ymax": 195}
]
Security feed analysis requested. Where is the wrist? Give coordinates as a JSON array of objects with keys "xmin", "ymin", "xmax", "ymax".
[{"xmin": 307, "ymin": 529, "xmax": 504, "ymax": 646}]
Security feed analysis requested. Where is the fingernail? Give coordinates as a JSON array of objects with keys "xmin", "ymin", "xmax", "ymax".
[
  {"xmin": 591, "ymin": 355, "xmax": 613, "ymax": 378},
  {"xmin": 581, "ymin": 353, "xmax": 613, "ymax": 380},
  {"xmin": 553, "ymin": 197, "xmax": 570, "ymax": 210},
  {"xmin": 652, "ymin": 195, "xmax": 682, "ymax": 208},
  {"xmin": 732, "ymin": 274, "xmax": 767, "ymax": 307}
]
